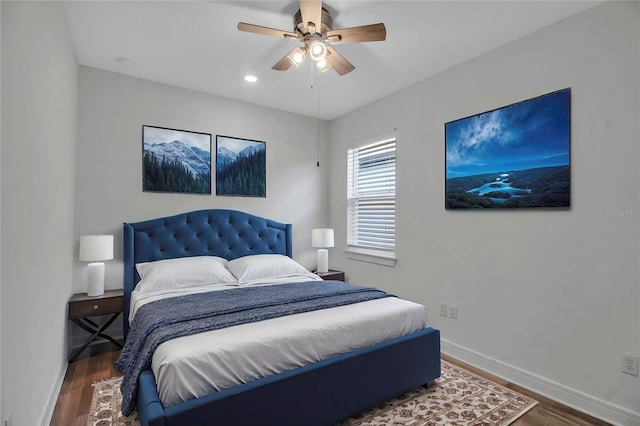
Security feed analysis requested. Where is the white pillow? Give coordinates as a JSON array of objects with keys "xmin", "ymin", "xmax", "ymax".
[
  {"xmin": 135, "ymin": 256, "xmax": 238, "ymax": 292},
  {"xmin": 226, "ymin": 254, "xmax": 315, "ymax": 284}
]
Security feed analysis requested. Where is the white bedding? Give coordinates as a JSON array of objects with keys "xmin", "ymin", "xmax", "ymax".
[{"xmin": 130, "ymin": 280, "xmax": 428, "ymax": 408}]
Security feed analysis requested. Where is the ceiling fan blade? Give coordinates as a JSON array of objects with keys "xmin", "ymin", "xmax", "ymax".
[
  {"xmin": 238, "ymin": 22, "xmax": 298, "ymax": 40},
  {"xmin": 326, "ymin": 46, "xmax": 355, "ymax": 76},
  {"xmin": 272, "ymin": 54, "xmax": 294, "ymax": 71},
  {"xmin": 299, "ymin": 0, "xmax": 322, "ymax": 33},
  {"xmin": 327, "ymin": 23, "xmax": 386, "ymax": 44}
]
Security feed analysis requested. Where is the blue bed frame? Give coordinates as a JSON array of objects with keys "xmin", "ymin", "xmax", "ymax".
[{"xmin": 123, "ymin": 209, "xmax": 441, "ymax": 426}]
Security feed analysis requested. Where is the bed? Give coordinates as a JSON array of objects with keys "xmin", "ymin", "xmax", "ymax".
[{"xmin": 120, "ymin": 209, "xmax": 441, "ymax": 426}]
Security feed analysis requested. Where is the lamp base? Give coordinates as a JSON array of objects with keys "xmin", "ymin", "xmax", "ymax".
[
  {"xmin": 316, "ymin": 248, "xmax": 329, "ymax": 274},
  {"xmin": 87, "ymin": 262, "xmax": 105, "ymax": 297}
]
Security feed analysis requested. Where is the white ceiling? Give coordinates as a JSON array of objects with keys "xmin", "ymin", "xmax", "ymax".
[{"xmin": 63, "ymin": 1, "xmax": 601, "ymax": 121}]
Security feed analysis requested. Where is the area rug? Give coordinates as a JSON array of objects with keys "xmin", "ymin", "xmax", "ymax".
[{"xmin": 87, "ymin": 361, "xmax": 537, "ymax": 426}]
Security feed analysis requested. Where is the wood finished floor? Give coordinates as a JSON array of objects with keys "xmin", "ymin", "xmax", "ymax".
[
  {"xmin": 440, "ymin": 355, "xmax": 611, "ymax": 426},
  {"xmin": 50, "ymin": 343, "xmax": 612, "ymax": 426}
]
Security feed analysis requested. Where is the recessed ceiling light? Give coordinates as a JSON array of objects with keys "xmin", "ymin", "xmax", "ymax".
[{"xmin": 244, "ymin": 75, "xmax": 258, "ymax": 83}]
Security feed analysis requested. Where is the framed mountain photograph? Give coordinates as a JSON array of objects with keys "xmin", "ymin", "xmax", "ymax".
[
  {"xmin": 142, "ymin": 125, "xmax": 211, "ymax": 194},
  {"xmin": 445, "ymin": 88, "xmax": 571, "ymax": 209},
  {"xmin": 216, "ymin": 135, "xmax": 266, "ymax": 197}
]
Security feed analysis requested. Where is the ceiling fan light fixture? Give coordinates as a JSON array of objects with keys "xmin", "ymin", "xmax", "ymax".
[
  {"xmin": 287, "ymin": 46, "xmax": 307, "ymax": 67},
  {"xmin": 316, "ymin": 59, "xmax": 331, "ymax": 73},
  {"xmin": 309, "ymin": 40, "xmax": 327, "ymax": 62}
]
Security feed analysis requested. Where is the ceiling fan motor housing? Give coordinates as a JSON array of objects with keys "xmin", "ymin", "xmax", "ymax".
[{"xmin": 294, "ymin": 7, "xmax": 333, "ymax": 36}]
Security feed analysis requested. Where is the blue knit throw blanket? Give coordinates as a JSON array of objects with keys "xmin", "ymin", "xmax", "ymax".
[{"xmin": 116, "ymin": 280, "xmax": 393, "ymax": 415}]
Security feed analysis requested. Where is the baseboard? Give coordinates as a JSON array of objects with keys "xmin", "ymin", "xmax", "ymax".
[
  {"xmin": 69, "ymin": 332, "xmax": 125, "ymax": 359},
  {"xmin": 41, "ymin": 361, "xmax": 67, "ymax": 426},
  {"xmin": 44, "ymin": 331, "xmax": 125, "ymax": 424},
  {"xmin": 71, "ymin": 324, "xmax": 124, "ymax": 348},
  {"xmin": 442, "ymin": 339, "xmax": 640, "ymax": 426}
]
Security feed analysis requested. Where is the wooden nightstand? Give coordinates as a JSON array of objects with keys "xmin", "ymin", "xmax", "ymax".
[
  {"xmin": 68, "ymin": 289, "xmax": 124, "ymax": 363},
  {"xmin": 314, "ymin": 270, "xmax": 345, "ymax": 281}
]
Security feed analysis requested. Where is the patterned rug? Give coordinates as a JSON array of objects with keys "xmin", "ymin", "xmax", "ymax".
[{"xmin": 87, "ymin": 360, "xmax": 537, "ymax": 426}]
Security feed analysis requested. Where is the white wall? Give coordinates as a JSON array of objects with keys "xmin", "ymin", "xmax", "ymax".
[
  {"xmin": 1, "ymin": 2, "xmax": 78, "ymax": 425},
  {"xmin": 329, "ymin": 2, "xmax": 639, "ymax": 424},
  {"xmin": 74, "ymin": 65, "xmax": 330, "ymax": 305}
]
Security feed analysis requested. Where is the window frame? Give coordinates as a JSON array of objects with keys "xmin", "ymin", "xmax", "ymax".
[{"xmin": 346, "ymin": 131, "xmax": 397, "ymax": 266}]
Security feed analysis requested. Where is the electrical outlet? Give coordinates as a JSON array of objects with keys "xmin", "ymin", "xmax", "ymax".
[
  {"xmin": 448, "ymin": 305, "xmax": 458, "ymax": 319},
  {"xmin": 622, "ymin": 354, "xmax": 639, "ymax": 376},
  {"xmin": 439, "ymin": 303, "xmax": 448, "ymax": 317}
]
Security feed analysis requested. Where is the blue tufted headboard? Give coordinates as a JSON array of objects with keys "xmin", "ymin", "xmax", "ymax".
[{"xmin": 122, "ymin": 209, "xmax": 292, "ymax": 337}]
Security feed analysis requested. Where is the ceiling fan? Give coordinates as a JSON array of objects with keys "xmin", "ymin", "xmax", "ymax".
[{"xmin": 237, "ymin": 0, "xmax": 386, "ymax": 76}]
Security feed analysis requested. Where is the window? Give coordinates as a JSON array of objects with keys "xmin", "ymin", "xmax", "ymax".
[{"xmin": 347, "ymin": 133, "xmax": 396, "ymax": 261}]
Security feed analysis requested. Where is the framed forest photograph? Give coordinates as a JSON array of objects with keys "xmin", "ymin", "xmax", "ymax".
[
  {"xmin": 445, "ymin": 88, "xmax": 571, "ymax": 209},
  {"xmin": 142, "ymin": 125, "xmax": 211, "ymax": 194},
  {"xmin": 216, "ymin": 135, "xmax": 266, "ymax": 197}
]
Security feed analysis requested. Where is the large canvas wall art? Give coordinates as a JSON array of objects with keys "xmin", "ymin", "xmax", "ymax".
[
  {"xmin": 216, "ymin": 135, "xmax": 266, "ymax": 197},
  {"xmin": 142, "ymin": 125, "xmax": 211, "ymax": 194},
  {"xmin": 445, "ymin": 88, "xmax": 571, "ymax": 209}
]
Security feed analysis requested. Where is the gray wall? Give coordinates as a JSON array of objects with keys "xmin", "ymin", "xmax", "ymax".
[
  {"xmin": 1, "ymin": 2, "xmax": 78, "ymax": 425},
  {"xmin": 74, "ymin": 66, "xmax": 330, "ymax": 299},
  {"xmin": 328, "ymin": 2, "xmax": 640, "ymax": 423}
]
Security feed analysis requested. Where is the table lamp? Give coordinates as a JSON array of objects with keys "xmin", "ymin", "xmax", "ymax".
[
  {"xmin": 79, "ymin": 235, "xmax": 114, "ymax": 297},
  {"xmin": 312, "ymin": 228, "xmax": 334, "ymax": 273}
]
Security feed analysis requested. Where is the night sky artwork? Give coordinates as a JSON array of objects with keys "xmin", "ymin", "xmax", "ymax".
[{"xmin": 445, "ymin": 88, "xmax": 570, "ymax": 209}]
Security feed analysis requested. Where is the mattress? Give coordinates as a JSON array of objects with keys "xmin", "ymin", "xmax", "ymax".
[{"xmin": 130, "ymin": 283, "xmax": 428, "ymax": 408}]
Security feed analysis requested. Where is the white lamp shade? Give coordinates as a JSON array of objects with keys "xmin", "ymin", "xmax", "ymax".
[
  {"xmin": 79, "ymin": 235, "xmax": 114, "ymax": 261},
  {"xmin": 312, "ymin": 228, "xmax": 334, "ymax": 248}
]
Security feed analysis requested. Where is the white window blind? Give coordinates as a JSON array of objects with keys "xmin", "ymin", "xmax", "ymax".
[{"xmin": 347, "ymin": 134, "xmax": 396, "ymax": 257}]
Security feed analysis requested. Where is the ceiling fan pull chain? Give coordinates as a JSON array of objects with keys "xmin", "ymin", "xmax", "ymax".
[
  {"xmin": 315, "ymin": 65, "xmax": 321, "ymax": 167},
  {"xmin": 310, "ymin": 59, "xmax": 315, "ymax": 89}
]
